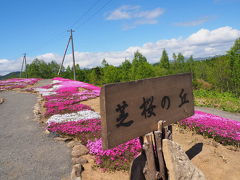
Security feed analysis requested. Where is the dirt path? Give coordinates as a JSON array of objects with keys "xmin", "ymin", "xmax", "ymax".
[
  {"xmin": 0, "ymin": 81, "xmax": 71, "ymax": 180},
  {"xmin": 29, "ymin": 79, "xmax": 53, "ymax": 88},
  {"xmin": 81, "ymin": 97, "xmax": 240, "ymax": 180}
]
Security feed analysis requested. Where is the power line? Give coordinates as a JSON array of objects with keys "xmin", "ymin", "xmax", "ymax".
[
  {"xmin": 69, "ymin": 0, "xmax": 101, "ymax": 29},
  {"xmin": 75, "ymin": 0, "xmax": 113, "ymax": 28},
  {"xmin": 27, "ymin": 0, "xmax": 106, "ymax": 57},
  {"xmin": 14, "ymin": 0, "xmax": 113, "ymax": 71},
  {"xmin": 28, "ymin": 0, "xmax": 102, "ymax": 55}
]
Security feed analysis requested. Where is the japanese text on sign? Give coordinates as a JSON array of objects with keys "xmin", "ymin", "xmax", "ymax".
[{"xmin": 100, "ymin": 73, "xmax": 194, "ymax": 149}]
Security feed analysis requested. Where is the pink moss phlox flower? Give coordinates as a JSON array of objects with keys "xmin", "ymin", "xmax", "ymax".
[
  {"xmin": 52, "ymin": 77, "xmax": 101, "ymax": 96},
  {"xmin": 180, "ymin": 111, "xmax": 240, "ymax": 143},
  {"xmin": 87, "ymin": 138, "xmax": 142, "ymax": 164},
  {"xmin": 45, "ymin": 104, "xmax": 92, "ymax": 116},
  {"xmin": 0, "ymin": 78, "xmax": 41, "ymax": 90},
  {"xmin": 34, "ymin": 77, "xmax": 100, "ymax": 116},
  {"xmin": 47, "ymin": 118, "xmax": 101, "ymax": 135}
]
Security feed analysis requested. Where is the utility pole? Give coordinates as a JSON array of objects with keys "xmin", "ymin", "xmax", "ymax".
[
  {"xmin": 58, "ymin": 29, "xmax": 76, "ymax": 80},
  {"xmin": 58, "ymin": 36, "xmax": 71, "ymax": 75},
  {"xmin": 70, "ymin": 29, "xmax": 76, "ymax": 81},
  {"xmin": 20, "ymin": 53, "xmax": 27, "ymax": 78}
]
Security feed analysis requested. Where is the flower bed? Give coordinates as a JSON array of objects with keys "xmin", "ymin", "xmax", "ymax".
[
  {"xmin": 48, "ymin": 118, "xmax": 102, "ymax": 144},
  {"xmin": 36, "ymin": 77, "xmax": 240, "ymax": 171},
  {"xmin": 0, "ymin": 78, "xmax": 41, "ymax": 91},
  {"xmin": 35, "ymin": 77, "xmax": 100, "ymax": 117},
  {"xmin": 87, "ymin": 138, "xmax": 142, "ymax": 171},
  {"xmin": 179, "ymin": 111, "xmax": 240, "ymax": 146},
  {"xmin": 37, "ymin": 77, "xmax": 142, "ymax": 171}
]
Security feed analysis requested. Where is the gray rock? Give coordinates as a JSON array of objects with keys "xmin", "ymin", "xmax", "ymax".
[
  {"xmin": 162, "ymin": 139, "xmax": 205, "ymax": 180},
  {"xmin": 72, "ymin": 157, "xmax": 88, "ymax": 165},
  {"xmin": 48, "ymin": 131, "xmax": 60, "ymax": 138},
  {"xmin": 71, "ymin": 164, "xmax": 83, "ymax": 180},
  {"xmin": 0, "ymin": 98, "xmax": 4, "ymax": 104},
  {"xmin": 72, "ymin": 145, "xmax": 89, "ymax": 157},
  {"xmin": 54, "ymin": 137, "xmax": 73, "ymax": 142},
  {"xmin": 67, "ymin": 141, "xmax": 82, "ymax": 148}
]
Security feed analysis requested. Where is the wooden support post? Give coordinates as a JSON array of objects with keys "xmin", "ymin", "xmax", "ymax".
[
  {"xmin": 130, "ymin": 121, "xmax": 172, "ymax": 180},
  {"xmin": 168, "ymin": 125, "xmax": 173, "ymax": 140},
  {"xmin": 154, "ymin": 121, "xmax": 166, "ymax": 180},
  {"xmin": 164, "ymin": 125, "xmax": 172, "ymax": 140},
  {"xmin": 129, "ymin": 136, "xmax": 146, "ymax": 180},
  {"xmin": 143, "ymin": 133, "xmax": 158, "ymax": 180}
]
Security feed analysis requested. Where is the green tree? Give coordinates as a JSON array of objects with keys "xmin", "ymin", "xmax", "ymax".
[
  {"xmin": 131, "ymin": 51, "xmax": 155, "ymax": 80},
  {"xmin": 102, "ymin": 65, "xmax": 120, "ymax": 84},
  {"xmin": 27, "ymin": 59, "xmax": 50, "ymax": 78},
  {"xmin": 75, "ymin": 64, "xmax": 87, "ymax": 82},
  {"xmin": 62, "ymin": 65, "xmax": 72, "ymax": 79},
  {"xmin": 172, "ymin": 53, "xmax": 177, "ymax": 61},
  {"xmin": 101, "ymin": 59, "xmax": 109, "ymax": 67},
  {"xmin": 186, "ymin": 55, "xmax": 194, "ymax": 75},
  {"xmin": 87, "ymin": 67, "xmax": 103, "ymax": 85},
  {"xmin": 48, "ymin": 61, "xmax": 60, "ymax": 77},
  {"xmin": 227, "ymin": 37, "xmax": 240, "ymax": 95},
  {"xmin": 177, "ymin": 53, "xmax": 185, "ymax": 63},
  {"xmin": 160, "ymin": 49, "xmax": 170, "ymax": 69},
  {"xmin": 119, "ymin": 59, "xmax": 132, "ymax": 82}
]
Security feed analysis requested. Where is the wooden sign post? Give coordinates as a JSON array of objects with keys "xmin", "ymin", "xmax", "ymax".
[
  {"xmin": 100, "ymin": 73, "xmax": 194, "ymax": 149},
  {"xmin": 100, "ymin": 73, "xmax": 194, "ymax": 180}
]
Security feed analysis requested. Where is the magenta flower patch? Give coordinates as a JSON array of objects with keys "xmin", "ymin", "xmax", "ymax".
[
  {"xmin": 0, "ymin": 78, "xmax": 41, "ymax": 91},
  {"xmin": 87, "ymin": 138, "xmax": 142, "ymax": 171},
  {"xmin": 180, "ymin": 111, "xmax": 240, "ymax": 145},
  {"xmin": 34, "ymin": 77, "xmax": 100, "ymax": 117}
]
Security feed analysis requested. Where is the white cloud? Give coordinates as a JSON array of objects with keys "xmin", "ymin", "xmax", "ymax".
[
  {"xmin": 0, "ymin": 59, "xmax": 9, "ymax": 64},
  {"xmin": 0, "ymin": 26, "xmax": 240, "ymax": 76},
  {"xmin": 106, "ymin": 5, "xmax": 140, "ymax": 20},
  {"xmin": 36, "ymin": 53, "xmax": 61, "ymax": 62},
  {"xmin": 106, "ymin": 5, "xmax": 164, "ymax": 29},
  {"xmin": 187, "ymin": 26, "xmax": 240, "ymax": 45},
  {"xmin": 0, "ymin": 58, "xmax": 23, "ymax": 75},
  {"xmin": 174, "ymin": 16, "xmax": 211, "ymax": 27}
]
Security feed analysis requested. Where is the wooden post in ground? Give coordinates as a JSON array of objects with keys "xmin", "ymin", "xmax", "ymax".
[
  {"xmin": 129, "ymin": 121, "xmax": 173, "ymax": 180},
  {"xmin": 143, "ymin": 133, "xmax": 158, "ymax": 180},
  {"xmin": 154, "ymin": 121, "xmax": 166, "ymax": 180}
]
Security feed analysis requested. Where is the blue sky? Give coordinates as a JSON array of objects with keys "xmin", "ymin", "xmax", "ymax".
[{"xmin": 0, "ymin": 0, "xmax": 240, "ymax": 75}]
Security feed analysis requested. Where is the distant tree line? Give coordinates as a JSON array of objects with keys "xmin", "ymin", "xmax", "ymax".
[{"xmin": 22, "ymin": 38, "xmax": 240, "ymax": 96}]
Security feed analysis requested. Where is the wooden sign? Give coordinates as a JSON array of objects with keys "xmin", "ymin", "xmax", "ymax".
[{"xmin": 100, "ymin": 73, "xmax": 194, "ymax": 149}]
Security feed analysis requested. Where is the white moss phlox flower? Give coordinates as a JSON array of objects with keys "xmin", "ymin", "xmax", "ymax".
[
  {"xmin": 52, "ymin": 80, "xmax": 61, "ymax": 84},
  {"xmin": 35, "ymin": 84, "xmax": 62, "ymax": 96},
  {"xmin": 47, "ymin": 110, "xmax": 101, "ymax": 124}
]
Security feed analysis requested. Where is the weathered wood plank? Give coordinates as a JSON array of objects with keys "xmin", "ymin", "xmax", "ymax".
[
  {"xmin": 100, "ymin": 73, "xmax": 194, "ymax": 149},
  {"xmin": 143, "ymin": 133, "xmax": 158, "ymax": 180},
  {"xmin": 155, "ymin": 121, "xmax": 166, "ymax": 180}
]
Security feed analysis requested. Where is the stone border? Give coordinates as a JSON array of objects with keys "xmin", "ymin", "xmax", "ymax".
[
  {"xmin": 51, "ymin": 136, "xmax": 89, "ymax": 180},
  {"xmin": 0, "ymin": 97, "xmax": 4, "ymax": 104},
  {"xmin": 33, "ymin": 94, "xmax": 89, "ymax": 180}
]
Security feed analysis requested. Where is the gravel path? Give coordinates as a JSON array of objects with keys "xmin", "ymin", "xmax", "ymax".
[{"xmin": 0, "ymin": 80, "xmax": 71, "ymax": 180}]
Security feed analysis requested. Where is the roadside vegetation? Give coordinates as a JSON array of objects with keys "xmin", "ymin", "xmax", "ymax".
[
  {"xmin": 19, "ymin": 38, "xmax": 240, "ymax": 112},
  {"xmin": 194, "ymin": 89, "xmax": 240, "ymax": 113}
]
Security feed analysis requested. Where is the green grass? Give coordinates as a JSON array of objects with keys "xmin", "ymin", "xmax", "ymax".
[{"xmin": 194, "ymin": 89, "xmax": 240, "ymax": 113}]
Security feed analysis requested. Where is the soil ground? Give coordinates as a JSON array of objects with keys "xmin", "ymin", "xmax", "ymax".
[
  {"xmin": 81, "ymin": 97, "xmax": 240, "ymax": 180},
  {"xmin": 81, "ymin": 125, "xmax": 240, "ymax": 180},
  {"xmin": 1, "ymin": 80, "xmax": 239, "ymax": 180}
]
